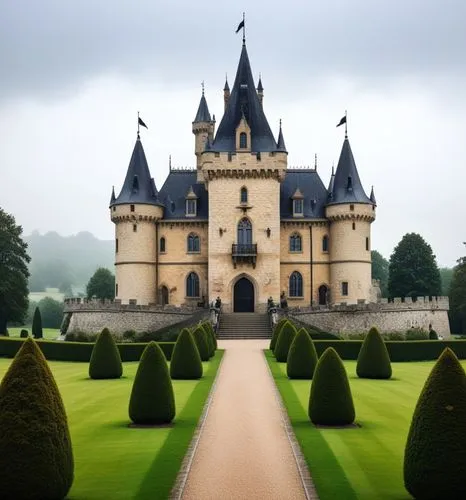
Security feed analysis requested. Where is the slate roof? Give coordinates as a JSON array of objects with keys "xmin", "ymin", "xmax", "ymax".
[
  {"xmin": 211, "ymin": 44, "xmax": 278, "ymax": 152},
  {"xmin": 194, "ymin": 93, "xmax": 212, "ymax": 123},
  {"xmin": 280, "ymin": 169, "xmax": 328, "ymax": 219},
  {"xmin": 276, "ymin": 122, "xmax": 287, "ymax": 152},
  {"xmin": 158, "ymin": 170, "xmax": 208, "ymax": 220},
  {"xmin": 111, "ymin": 136, "xmax": 163, "ymax": 207},
  {"xmin": 327, "ymin": 137, "xmax": 373, "ymax": 205}
]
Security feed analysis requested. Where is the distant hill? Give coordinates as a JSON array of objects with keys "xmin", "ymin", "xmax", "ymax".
[{"xmin": 25, "ymin": 231, "xmax": 113, "ymax": 294}]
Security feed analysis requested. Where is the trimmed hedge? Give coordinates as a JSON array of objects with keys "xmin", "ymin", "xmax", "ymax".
[
  {"xmin": 202, "ymin": 322, "xmax": 217, "ymax": 351},
  {"xmin": 404, "ymin": 348, "xmax": 466, "ymax": 498},
  {"xmin": 170, "ymin": 328, "xmax": 203, "ymax": 380},
  {"xmin": 356, "ymin": 326, "xmax": 392, "ymax": 379},
  {"xmin": 32, "ymin": 307, "xmax": 43, "ymax": 339},
  {"xmin": 201, "ymin": 324, "xmax": 215, "ymax": 358},
  {"xmin": 308, "ymin": 347, "xmax": 355, "ymax": 426},
  {"xmin": 89, "ymin": 328, "xmax": 123, "ymax": 379},
  {"xmin": 274, "ymin": 321, "xmax": 297, "ymax": 362},
  {"xmin": 286, "ymin": 328, "xmax": 318, "ymax": 379},
  {"xmin": 270, "ymin": 318, "xmax": 288, "ymax": 351},
  {"xmin": 0, "ymin": 338, "xmax": 74, "ymax": 498},
  {"xmin": 0, "ymin": 337, "xmax": 175, "ymax": 362},
  {"xmin": 129, "ymin": 342, "xmax": 176, "ymax": 425},
  {"xmin": 192, "ymin": 326, "xmax": 210, "ymax": 361}
]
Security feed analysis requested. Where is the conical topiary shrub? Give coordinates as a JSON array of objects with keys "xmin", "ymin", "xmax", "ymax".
[
  {"xmin": 129, "ymin": 341, "xmax": 176, "ymax": 425},
  {"xmin": 203, "ymin": 322, "xmax": 217, "ymax": 351},
  {"xmin": 274, "ymin": 321, "xmax": 297, "ymax": 362},
  {"xmin": 287, "ymin": 328, "xmax": 318, "ymax": 379},
  {"xmin": 270, "ymin": 317, "xmax": 287, "ymax": 351},
  {"xmin": 89, "ymin": 328, "xmax": 123, "ymax": 379},
  {"xmin": 356, "ymin": 326, "xmax": 392, "ymax": 379},
  {"xmin": 0, "ymin": 338, "xmax": 74, "ymax": 499},
  {"xmin": 201, "ymin": 323, "xmax": 215, "ymax": 358},
  {"xmin": 309, "ymin": 347, "xmax": 355, "ymax": 426},
  {"xmin": 192, "ymin": 325, "xmax": 210, "ymax": 361},
  {"xmin": 32, "ymin": 306, "xmax": 43, "ymax": 339},
  {"xmin": 404, "ymin": 348, "xmax": 466, "ymax": 499},
  {"xmin": 170, "ymin": 328, "xmax": 203, "ymax": 379}
]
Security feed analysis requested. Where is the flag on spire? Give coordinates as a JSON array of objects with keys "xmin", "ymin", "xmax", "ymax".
[
  {"xmin": 336, "ymin": 115, "xmax": 346, "ymax": 127},
  {"xmin": 235, "ymin": 19, "xmax": 244, "ymax": 33},
  {"xmin": 138, "ymin": 117, "xmax": 148, "ymax": 129}
]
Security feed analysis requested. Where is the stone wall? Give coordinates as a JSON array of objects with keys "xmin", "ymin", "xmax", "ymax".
[
  {"xmin": 64, "ymin": 298, "xmax": 206, "ymax": 335},
  {"xmin": 289, "ymin": 296, "xmax": 451, "ymax": 337}
]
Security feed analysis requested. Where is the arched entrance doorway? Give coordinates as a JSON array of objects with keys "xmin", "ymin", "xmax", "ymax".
[
  {"xmin": 234, "ymin": 277, "xmax": 254, "ymax": 312},
  {"xmin": 318, "ymin": 285, "xmax": 329, "ymax": 306},
  {"xmin": 161, "ymin": 286, "xmax": 169, "ymax": 305}
]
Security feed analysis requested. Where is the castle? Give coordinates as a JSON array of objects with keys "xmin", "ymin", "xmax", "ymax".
[{"xmin": 109, "ymin": 37, "xmax": 377, "ymax": 314}]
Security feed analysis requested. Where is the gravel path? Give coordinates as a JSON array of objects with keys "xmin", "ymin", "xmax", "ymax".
[{"xmin": 181, "ymin": 340, "xmax": 308, "ymax": 500}]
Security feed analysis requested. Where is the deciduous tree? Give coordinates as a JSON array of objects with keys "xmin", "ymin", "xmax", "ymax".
[
  {"xmin": 86, "ymin": 267, "xmax": 115, "ymax": 300},
  {"xmin": 371, "ymin": 250, "xmax": 389, "ymax": 297},
  {"xmin": 449, "ymin": 255, "xmax": 466, "ymax": 334}
]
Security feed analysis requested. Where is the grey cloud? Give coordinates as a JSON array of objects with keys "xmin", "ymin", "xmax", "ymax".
[{"xmin": 1, "ymin": 0, "xmax": 465, "ymax": 103}]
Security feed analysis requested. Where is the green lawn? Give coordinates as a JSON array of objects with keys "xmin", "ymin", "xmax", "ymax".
[
  {"xmin": 7, "ymin": 326, "xmax": 60, "ymax": 340},
  {"xmin": 0, "ymin": 351, "xmax": 223, "ymax": 500},
  {"xmin": 266, "ymin": 350, "xmax": 464, "ymax": 500}
]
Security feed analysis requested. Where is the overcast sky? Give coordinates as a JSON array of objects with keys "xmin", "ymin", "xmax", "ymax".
[{"xmin": 1, "ymin": 0, "xmax": 465, "ymax": 267}]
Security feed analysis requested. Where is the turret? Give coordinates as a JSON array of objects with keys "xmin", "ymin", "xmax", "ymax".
[
  {"xmin": 257, "ymin": 74, "xmax": 263, "ymax": 107},
  {"xmin": 223, "ymin": 76, "xmax": 230, "ymax": 112},
  {"xmin": 326, "ymin": 136, "xmax": 376, "ymax": 305},
  {"xmin": 192, "ymin": 85, "xmax": 215, "ymax": 170},
  {"xmin": 110, "ymin": 134, "xmax": 164, "ymax": 305}
]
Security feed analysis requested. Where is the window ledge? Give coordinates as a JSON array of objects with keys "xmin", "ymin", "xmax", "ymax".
[
  {"xmin": 288, "ymin": 296, "xmax": 304, "ymax": 300},
  {"xmin": 187, "ymin": 251, "xmax": 201, "ymax": 254},
  {"xmin": 185, "ymin": 296, "xmax": 200, "ymax": 299},
  {"xmin": 289, "ymin": 250, "xmax": 303, "ymax": 254}
]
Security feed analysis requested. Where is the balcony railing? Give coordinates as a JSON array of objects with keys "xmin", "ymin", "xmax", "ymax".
[{"xmin": 231, "ymin": 243, "xmax": 257, "ymax": 268}]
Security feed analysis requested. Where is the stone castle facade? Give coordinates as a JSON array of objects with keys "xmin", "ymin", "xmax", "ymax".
[{"xmin": 110, "ymin": 38, "xmax": 379, "ymax": 314}]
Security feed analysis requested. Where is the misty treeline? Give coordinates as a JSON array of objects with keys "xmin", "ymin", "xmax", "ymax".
[{"xmin": 26, "ymin": 231, "xmax": 113, "ymax": 294}]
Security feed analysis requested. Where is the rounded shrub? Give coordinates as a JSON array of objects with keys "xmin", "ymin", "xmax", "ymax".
[
  {"xmin": 287, "ymin": 328, "xmax": 318, "ymax": 379},
  {"xmin": 89, "ymin": 328, "xmax": 123, "ymax": 379},
  {"xmin": 0, "ymin": 338, "xmax": 74, "ymax": 499},
  {"xmin": 20, "ymin": 329, "xmax": 28, "ymax": 338},
  {"xmin": 404, "ymin": 348, "xmax": 466, "ymax": 499},
  {"xmin": 270, "ymin": 317, "xmax": 288, "ymax": 351},
  {"xmin": 192, "ymin": 325, "xmax": 210, "ymax": 361},
  {"xmin": 274, "ymin": 321, "xmax": 297, "ymax": 362},
  {"xmin": 170, "ymin": 328, "xmax": 203, "ymax": 379},
  {"xmin": 129, "ymin": 341, "xmax": 176, "ymax": 424},
  {"xmin": 356, "ymin": 326, "xmax": 392, "ymax": 379},
  {"xmin": 308, "ymin": 347, "xmax": 355, "ymax": 426},
  {"xmin": 429, "ymin": 329, "xmax": 439, "ymax": 340}
]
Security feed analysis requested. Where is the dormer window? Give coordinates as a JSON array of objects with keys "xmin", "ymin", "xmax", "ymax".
[
  {"xmin": 186, "ymin": 199, "xmax": 197, "ymax": 216},
  {"xmin": 240, "ymin": 187, "xmax": 248, "ymax": 204},
  {"xmin": 239, "ymin": 132, "xmax": 247, "ymax": 149},
  {"xmin": 293, "ymin": 199, "xmax": 303, "ymax": 216}
]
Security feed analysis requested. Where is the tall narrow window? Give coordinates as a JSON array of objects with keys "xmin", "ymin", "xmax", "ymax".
[
  {"xmin": 187, "ymin": 233, "xmax": 200, "ymax": 253},
  {"xmin": 240, "ymin": 187, "xmax": 248, "ymax": 204},
  {"xmin": 115, "ymin": 238, "xmax": 119, "ymax": 253},
  {"xmin": 130, "ymin": 204, "xmax": 135, "ymax": 212},
  {"xmin": 160, "ymin": 237, "xmax": 166, "ymax": 253},
  {"xmin": 289, "ymin": 233, "xmax": 302, "ymax": 252},
  {"xmin": 237, "ymin": 218, "xmax": 252, "ymax": 246},
  {"xmin": 342, "ymin": 281, "xmax": 349, "ymax": 296},
  {"xmin": 115, "ymin": 283, "xmax": 118, "ymax": 296},
  {"xmin": 186, "ymin": 199, "xmax": 197, "ymax": 216},
  {"xmin": 289, "ymin": 271, "xmax": 303, "ymax": 297},
  {"xmin": 239, "ymin": 132, "xmax": 247, "ymax": 149},
  {"xmin": 322, "ymin": 235, "xmax": 329, "ymax": 252},
  {"xmin": 366, "ymin": 237, "xmax": 369, "ymax": 251},
  {"xmin": 186, "ymin": 272, "xmax": 200, "ymax": 297},
  {"xmin": 293, "ymin": 199, "xmax": 304, "ymax": 216},
  {"xmin": 133, "ymin": 224, "xmax": 137, "ymax": 232},
  {"xmin": 352, "ymin": 222, "xmax": 356, "ymax": 230}
]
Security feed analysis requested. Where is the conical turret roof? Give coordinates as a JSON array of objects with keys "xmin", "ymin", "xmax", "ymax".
[
  {"xmin": 211, "ymin": 44, "xmax": 277, "ymax": 152},
  {"xmin": 276, "ymin": 120, "xmax": 287, "ymax": 152},
  {"xmin": 193, "ymin": 93, "xmax": 212, "ymax": 123},
  {"xmin": 327, "ymin": 137, "xmax": 372, "ymax": 206},
  {"xmin": 111, "ymin": 135, "xmax": 163, "ymax": 207}
]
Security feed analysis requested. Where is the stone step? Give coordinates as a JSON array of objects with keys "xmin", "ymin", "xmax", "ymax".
[{"xmin": 217, "ymin": 313, "xmax": 272, "ymax": 340}]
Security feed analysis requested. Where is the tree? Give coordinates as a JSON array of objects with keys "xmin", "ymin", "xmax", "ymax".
[
  {"xmin": 32, "ymin": 306, "xmax": 43, "ymax": 339},
  {"xmin": 170, "ymin": 328, "xmax": 203, "ymax": 379},
  {"xmin": 449, "ymin": 255, "xmax": 466, "ymax": 334},
  {"xmin": 129, "ymin": 342, "xmax": 176, "ymax": 424},
  {"xmin": 286, "ymin": 328, "xmax": 318, "ymax": 379},
  {"xmin": 89, "ymin": 328, "xmax": 123, "ymax": 379},
  {"xmin": 371, "ymin": 250, "xmax": 389, "ymax": 297},
  {"xmin": 439, "ymin": 267, "xmax": 454, "ymax": 296},
  {"xmin": 0, "ymin": 338, "xmax": 74, "ymax": 498},
  {"xmin": 86, "ymin": 267, "xmax": 115, "ymax": 300},
  {"xmin": 0, "ymin": 208, "xmax": 30, "ymax": 334},
  {"xmin": 37, "ymin": 297, "xmax": 64, "ymax": 328},
  {"xmin": 356, "ymin": 326, "xmax": 392, "ymax": 379},
  {"xmin": 388, "ymin": 233, "xmax": 441, "ymax": 298},
  {"xmin": 404, "ymin": 348, "xmax": 466, "ymax": 498}
]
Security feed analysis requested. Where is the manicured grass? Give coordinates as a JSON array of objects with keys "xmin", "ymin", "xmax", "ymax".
[
  {"xmin": 7, "ymin": 326, "xmax": 60, "ymax": 340},
  {"xmin": 0, "ymin": 351, "xmax": 223, "ymax": 499},
  {"xmin": 266, "ymin": 350, "xmax": 466, "ymax": 500}
]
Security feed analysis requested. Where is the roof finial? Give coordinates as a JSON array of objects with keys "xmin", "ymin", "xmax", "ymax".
[
  {"xmin": 235, "ymin": 12, "xmax": 246, "ymax": 45},
  {"xmin": 345, "ymin": 109, "xmax": 348, "ymax": 138},
  {"xmin": 137, "ymin": 110, "xmax": 140, "ymax": 139},
  {"xmin": 314, "ymin": 153, "xmax": 318, "ymax": 170},
  {"xmin": 279, "ymin": 118, "xmax": 282, "ymax": 129},
  {"xmin": 201, "ymin": 80, "xmax": 205, "ymax": 96},
  {"xmin": 169, "ymin": 154, "xmax": 172, "ymax": 171},
  {"xmin": 332, "ymin": 161, "xmax": 335, "ymax": 175}
]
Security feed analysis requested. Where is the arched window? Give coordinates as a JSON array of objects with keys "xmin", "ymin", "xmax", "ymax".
[
  {"xmin": 187, "ymin": 233, "xmax": 200, "ymax": 253},
  {"xmin": 160, "ymin": 237, "xmax": 166, "ymax": 253},
  {"xmin": 240, "ymin": 187, "xmax": 248, "ymax": 204},
  {"xmin": 237, "ymin": 218, "xmax": 252, "ymax": 246},
  {"xmin": 289, "ymin": 271, "xmax": 303, "ymax": 297},
  {"xmin": 322, "ymin": 235, "xmax": 329, "ymax": 252},
  {"xmin": 289, "ymin": 233, "xmax": 302, "ymax": 252},
  {"xmin": 186, "ymin": 272, "xmax": 200, "ymax": 297},
  {"xmin": 239, "ymin": 132, "xmax": 247, "ymax": 149}
]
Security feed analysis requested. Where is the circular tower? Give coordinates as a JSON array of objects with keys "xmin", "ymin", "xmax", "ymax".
[
  {"xmin": 110, "ymin": 134, "xmax": 164, "ymax": 305},
  {"xmin": 326, "ymin": 136, "xmax": 376, "ymax": 305}
]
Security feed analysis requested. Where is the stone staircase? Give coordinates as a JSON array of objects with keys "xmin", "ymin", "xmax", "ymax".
[{"xmin": 217, "ymin": 313, "xmax": 272, "ymax": 340}]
